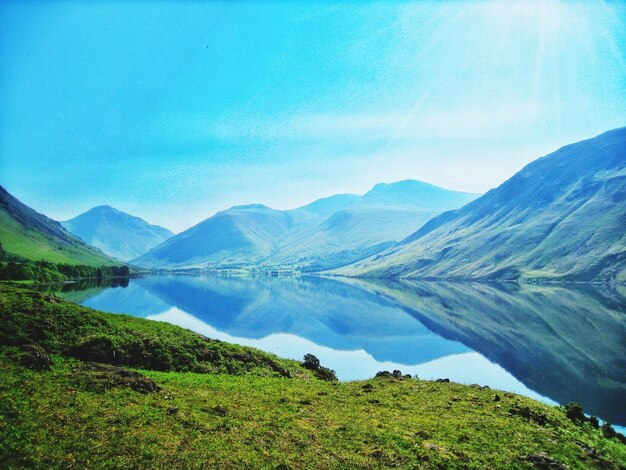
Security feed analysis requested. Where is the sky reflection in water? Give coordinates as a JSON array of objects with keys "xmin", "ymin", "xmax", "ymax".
[{"xmin": 63, "ymin": 275, "xmax": 625, "ymax": 426}]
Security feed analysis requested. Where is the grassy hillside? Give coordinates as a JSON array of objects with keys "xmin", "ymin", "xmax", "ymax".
[
  {"xmin": 0, "ymin": 286, "xmax": 314, "ymax": 378},
  {"xmin": 337, "ymin": 127, "xmax": 626, "ymax": 282},
  {"xmin": 0, "ymin": 187, "xmax": 118, "ymax": 266},
  {"xmin": 1, "ymin": 286, "xmax": 624, "ymax": 468}
]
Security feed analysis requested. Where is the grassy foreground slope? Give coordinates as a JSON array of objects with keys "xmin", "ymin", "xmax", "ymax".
[
  {"xmin": 0, "ymin": 286, "xmax": 311, "ymax": 378},
  {"xmin": 0, "ymin": 186, "xmax": 118, "ymax": 266},
  {"xmin": 1, "ymin": 286, "xmax": 624, "ymax": 468}
]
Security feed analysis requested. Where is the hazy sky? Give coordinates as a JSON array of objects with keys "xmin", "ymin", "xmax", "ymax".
[{"xmin": 1, "ymin": 1, "xmax": 625, "ymax": 232}]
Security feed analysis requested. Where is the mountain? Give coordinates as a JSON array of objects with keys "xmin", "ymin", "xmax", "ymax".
[
  {"xmin": 132, "ymin": 204, "xmax": 294, "ymax": 269},
  {"xmin": 357, "ymin": 180, "xmax": 479, "ymax": 210},
  {"xmin": 62, "ymin": 205, "xmax": 174, "ymax": 262},
  {"xmin": 276, "ymin": 181, "xmax": 479, "ymax": 271},
  {"xmin": 132, "ymin": 181, "xmax": 479, "ymax": 270},
  {"xmin": 337, "ymin": 127, "xmax": 626, "ymax": 282},
  {"xmin": 0, "ymin": 186, "xmax": 117, "ymax": 266},
  {"xmin": 295, "ymin": 193, "xmax": 360, "ymax": 218}
]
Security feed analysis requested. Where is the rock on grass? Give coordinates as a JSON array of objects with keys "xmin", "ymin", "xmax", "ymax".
[
  {"xmin": 18, "ymin": 344, "xmax": 52, "ymax": 371},
  {"xmin": 71, "ymin": 362, "xmax": 160, "ymax": 393}
]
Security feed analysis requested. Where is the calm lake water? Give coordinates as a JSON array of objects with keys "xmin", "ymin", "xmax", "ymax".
[{"xmin": 55, "ymin": 275, "xmax": 626, "ymax": 427}]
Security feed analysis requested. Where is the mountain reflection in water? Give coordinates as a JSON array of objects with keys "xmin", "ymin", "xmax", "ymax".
[{"xmin": 55, "ymin": 275, "xmax": 626, "ymax": 426}]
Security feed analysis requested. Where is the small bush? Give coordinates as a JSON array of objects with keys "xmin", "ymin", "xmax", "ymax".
[
  {"xmin": 301, "ymin": 354, "xmax": 337, "ymax": 381},
  {"xmin": 302, "ymin": 354, "xmax": 320, "ymax": 370},
  {"xmin": 564, "ymin": 402, "xmax": 585, "ymax": 423},
  {"xmin": 314, "ymin": 366, "xmax": 337, "ymax": 382},
  {"xmin": 18, "ymin": 344, "xmax": 52, "ymax": 371},
  {"xmin": 602, "ymin": 422, "xmax": 617, "ymax": 439},
  {"xmin": 70, "ymin": 334, "xmax": 123, "ymax": 364}
]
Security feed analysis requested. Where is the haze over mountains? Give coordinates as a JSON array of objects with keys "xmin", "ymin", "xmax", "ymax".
[
  {"xmin": 0, "ymin": 186, "xmax": 116, "ymax": 266},
  {"xmin": 2, "ymin": 127, "xmax": 625, "ymax": 283},
  {"xmin": 62, "ymin": 206, "xmax": 174, "ymax": 262},
  {"xmin": 132, "ymin": 181, "xmax": 479, "ymax": 271},
  {"xmin": 337, "ymin": 127, "xmax": 626, "ymax": 283}
]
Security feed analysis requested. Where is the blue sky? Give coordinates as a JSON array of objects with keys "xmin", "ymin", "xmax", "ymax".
[{"xmin": 1, "ymin": 1, "xmax": 625, "ymax": 232}]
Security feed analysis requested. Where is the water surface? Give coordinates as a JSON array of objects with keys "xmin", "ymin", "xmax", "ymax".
[{"xmin": 55, "ymin": 275, "xmax": 625, "ymax": 427}]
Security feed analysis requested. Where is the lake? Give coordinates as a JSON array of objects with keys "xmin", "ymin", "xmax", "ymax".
[{"xmin": 54, "ymin": 274, "xmax": 626, "ymax": 428}]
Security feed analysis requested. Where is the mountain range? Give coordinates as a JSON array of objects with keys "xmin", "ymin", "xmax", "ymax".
[
  {"xmin": 131, "ymin": 180, "xmax": 479, "ymax": 271},
  {"xmin": 336, "ymin": 127, "xmax": 626, "ymax": 283},
  {"xmin": 3, "ymin": 126, "xmax": 625, "ymax": 282},
  {"xmin": 62, "ymin": 205, "xmax": 174, "ymax": 262},
  {"xmin": 0, "ymin": 186, "xmax": 117, "ymax": 266}
]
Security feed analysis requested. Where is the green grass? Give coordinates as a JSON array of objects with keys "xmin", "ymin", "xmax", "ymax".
[
  {"xmin": 0, "ymin": 211, "xmax": 115, "ymax": 267},
  {"xmin": 0, "ymin": 286, "xmax": 624, "ymax": 468},
  {"xmin": 0, "ymin": 286, "xmax": 313, "ymax": 378},
  {"xmin": 0, "ymin": 280, "xmax": 36, "ymax": 285}
]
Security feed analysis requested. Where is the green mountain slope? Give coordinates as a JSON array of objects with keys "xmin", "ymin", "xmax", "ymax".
[
  {"xmin": 0, "ymin": 186, "xmax": 118, "ymax": 266},
  {"xmin": 62, "ymin": 205, "xmax": 174, "ymax": 262},
  {"xmin": 337, "ymin": 127, "xmax": 626, "ymax": 282}
]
